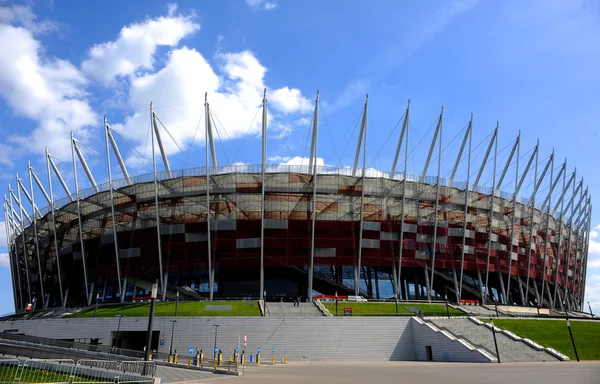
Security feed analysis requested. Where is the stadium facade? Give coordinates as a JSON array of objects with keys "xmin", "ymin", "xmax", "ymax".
[{"xmin": 3, "ymin": 92, "xmax": 592, "ymax": 312}]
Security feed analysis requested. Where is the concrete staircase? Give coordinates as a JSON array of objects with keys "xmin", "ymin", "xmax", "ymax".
[
  {"xmin": 453, "ymin": 304, "xmax": 498, "ymax": 317},
  {"xmin": 429, "ymin": 318, "xmax": 559, "ymax": 362},
  {"xmin": 265, "ymin": 301, "xmax": 324, "ymax": 317}
]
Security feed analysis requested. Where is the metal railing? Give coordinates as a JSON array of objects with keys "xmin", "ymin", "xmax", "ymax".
[
  {"xmin": 0, "ymin": 359, "xmax": 154, "ymax": 384},
  {"xmin": 0, "ymin": 333, "xmax": 145, "ymax": 360}
]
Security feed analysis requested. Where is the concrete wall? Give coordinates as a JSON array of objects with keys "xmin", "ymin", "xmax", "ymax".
[
  {"xmin": 410, "ymin": 317, "xmax": 495, "ymax": 363},
  {"xmin": 0, "ymin": 316, "xmax": 491, "ymax": 363}
]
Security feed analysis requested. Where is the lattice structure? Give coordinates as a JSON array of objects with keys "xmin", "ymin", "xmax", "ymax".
[{"xmin": 3, "ymin": 93, "xmax": 591, "ymax": 313}]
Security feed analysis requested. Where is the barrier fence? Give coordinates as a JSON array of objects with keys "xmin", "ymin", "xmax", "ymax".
[{"xmin": 0, "ymin": 359, "xmax": 155, "ymax": 384}]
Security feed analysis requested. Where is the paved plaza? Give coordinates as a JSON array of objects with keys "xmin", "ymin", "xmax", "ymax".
[{"xmin": 208, "ymin": 360, "xmax": 600, "ymax": 384}]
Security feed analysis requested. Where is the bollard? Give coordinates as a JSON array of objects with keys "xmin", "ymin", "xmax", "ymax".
[
  {"xmin": 271, "ymin": 355, "xmax": 275, "ymax": 365},
  {"xmin": 242, "ymin": 352, "xmax": 245, "ymax": 365},
  {"xmin": 219, "ymin": 352, "xmax": 223, "ymax": 365},
  {"xmin": 229, "ymin": 354, "xmax": 232, "ymax": 363},
  {"xmin": 187, "ymin": 359, "xmax": 191, "ymax": 366},
  {"xmin": 213, "ymin": 358, "xmax": 217, "ymax": 369},
  {"xmin": 200, "ymin": 352, "xmax": 204, "ymax": 364},
  {"xmin": 169, "ymin": 355, "xmax": 173, "ymax": 364},
  {"xmin": 257, "ymin": 353, "xmax": 261, "ymax": 365},
  {"xmin": 175, "ymin": 353, "xmax": 179, "ymax": 364},
  {"xmin": 149, "ymin": 354, "xmax": 153, "ymax": 361}
]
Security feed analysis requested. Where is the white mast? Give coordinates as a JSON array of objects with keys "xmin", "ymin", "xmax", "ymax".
[
  {"xmin": 150, "ymin": 103, "xmax": 166, "ymax": 297},
  {"xmin": 308, "ymin": 91, "xmax": 319, "ymax": 301},
  {"xmin": 71, "ymin": 131, "xmax": 91, "ymax": 304}
]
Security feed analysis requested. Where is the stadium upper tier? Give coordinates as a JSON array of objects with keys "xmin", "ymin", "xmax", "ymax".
[
  {"xmin": 7, "ymin": 164, "xmax": 589, "ymax": 310},
  {"xmin": 3, "ymin": 94, "xmax": 591, "ymax": 314}
]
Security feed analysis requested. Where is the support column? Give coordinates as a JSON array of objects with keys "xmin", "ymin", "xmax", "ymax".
[
  {"xmin": 428, "ymin": 107, "xmax": 444, "ymax": 302},
  {"xmin": 517, "ymin": 274, "xmax": 526, "ymax": 305},
  {"xmin": 71, "ymin": 132, "xmax": 91, "ymax": 304},
  {"xmin": 308, "ymin": 91, "xmax": 319, "ymax": 302},
  {"xmin": 13, "ymin": 184, "xmax": 33, "ymax": 305},
  {"xmin": 396, "ymin": 101, "xmax": 410, "ymax": 302},
  {"xmin": 45, "ymin": 147, "xmax": 64, "ymax": 306},
  {"xmin": 260, "ymin": 90, "xmax": 267, "ymax": 301},
  {"xmin": 121, "ymin": 276, "xmax": 128, "ymax": 303},
  {"xmin": 105, "ymin": 119, "xmax": 123, "ymax": 301},
  {"xmin": 24, "ymin": 168, "xmax": 45, "ymax": 308},
  {"xmin": 423, "ymin": 267, "xmax": 431, "ymax": 300},
  {"xmin": 506, "ymin": 133, "xmax": 520, "ymax": 302},
  {"xmin": 452, "ymin": 268, "xmax": 460, "ymax": 303},
  {"xmin": 484, "ymin": 128, "xmax": 499, "ymax": 303},
  {"xmin": 458, "ymin": 115, "xmax": 473, "ymax": 301},
  {"xmin": 540, "ymin": 159, "xmax": 557, "ymax": 307},
  {"xmin": 497, "ymin": 270, "xmax": 507, "ymax": 304},
  {"xmin": 477, "ymin": 268, "xmax": 484, "ymax": 302},
  {"xmin": 205, "ymin": 94, "xmax": 214, "ymax": 301},
  {"xmin": 355, "ymin": 95, "xmax": 368, "ymax": 296},
  {"xmin": 150, "ymin": 105, "xmax": 165, "ymax": 298}
]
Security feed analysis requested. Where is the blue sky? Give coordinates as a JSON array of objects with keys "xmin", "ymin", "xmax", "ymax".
[{"xmin": 0, "ymin": 0, "xmax": 599, "ymax": 314}]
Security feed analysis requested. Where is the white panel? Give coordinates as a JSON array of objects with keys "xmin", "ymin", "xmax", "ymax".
[
  {"xmin": 265, "ymin": 219, "xmax": 288, "ymax": 229},
  {"xmin": 381, "ymin": 231, "xmax": 398, "ymax": 241},
  {"xmin": 363, "ymin": 221, "xmax": 381, "ymax": 231},
  {"xmin": 362, "ymin": 239, "xmax": 380, "ymax": 249},
  {"xmin": 185, "ymin": 233, "xmax": 207, "ymax": 243},
  {"xmin": 160, "ymin": 224, "xmax": 185, "ymax": 235},
  {"xmin": 315, "ymin": 248, "xmax": 336, "ymax": 257},
  {"xmin": 237, "ymin": 238, "xmax": 260, "ymax": 248},
  {"xmin": 213, "ymin": 220, "xmax": 236, "ymax": 231},
  {"xmin": 119, "ymin": 248, "xmax": 140, "ymax": 259}
]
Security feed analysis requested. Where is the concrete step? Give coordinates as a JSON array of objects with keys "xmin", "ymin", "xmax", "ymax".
[{"xmin": 429, "ymin": 318, "xmax": 558, "ymax": 362}]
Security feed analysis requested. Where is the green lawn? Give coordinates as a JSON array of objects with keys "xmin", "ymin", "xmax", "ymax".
[
  {"xmin": 481, "ymin": 319, "xmax": 600, "ymax": 360},
  {"xmin": 0, "ymin": 365, "xmax": 83, "ymax": 383},
  {"xmin": 70, "ymin": 301, "xmax": 262, "ymax": 318},
  {"xmin": 323, "ymin": 302, "xmax": 465, "ymax": 316}
]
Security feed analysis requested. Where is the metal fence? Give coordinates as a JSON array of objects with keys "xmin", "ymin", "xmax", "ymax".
[
  {"xmin": 0, "ymin": 333, "xmax": 145, "ymax": 360},
  {"xmin": 0, "ymin": 359, "xmax": 155, "ymax": 384}
]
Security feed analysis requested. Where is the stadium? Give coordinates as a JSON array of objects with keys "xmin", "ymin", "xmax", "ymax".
[{"xmin": 3, "ymin": 93, "xmax": 592, "ymax": 313}]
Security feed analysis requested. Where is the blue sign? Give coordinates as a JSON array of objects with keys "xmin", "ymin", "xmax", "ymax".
[
  {"xmin": 285, "ymin": 348, "xmax": 288, "ymax": 353},
  {"xmin": 215, "ymin": 346, "xmax": 219, "ymax": 353},
  {"xmin": 235, "ymin": 347, "xmax": 239, "ymax": 353},
  {"xmin": 189, "ymin": 347, "xmax": 194, "ymax": 355},
  {"xmin": 272, "ymin": 348, "xmax": 275, "ymax": 353},
  {"xmin": 257, "ymin": 347, "xmax": 261, "ymax": 354},
  {"xmin": 159, "ymin": 336, "xmax": 164, "ymax": 346}
]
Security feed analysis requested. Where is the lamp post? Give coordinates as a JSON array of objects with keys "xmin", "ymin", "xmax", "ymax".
[
  {"xmin": 565, "ymin": 302, "xmax": 580, "ymax": 362},
  {"xmin": 445, "ymin": 287, "xmax": 450, "ymax": 319},
  {"xmin": 175, "ymin": 291, "xmax": 179, "ymax": 317},
  {"xmin": 144, "ymin": 280, "xmax": 158, "ymax": 362},
  {"xmin": 335, "ymin": 291, "xmax": 338, "ymax": 316},
  {"xmin": 588, "ymin": 302, "xmax": 594, "ymax": 318},
  {"xmin": 213, "ymin": 324, "xmax": 219, "ymax": 361},
  {"xmin": 169, "ymin": 320, "xmax": 177, "ymax": 356},
  {"xmin": 94, "ymin": 293, "xmax": 99, "ymax": 318},
  {"xmin": 490, "ymin": 318, "xmax": 500, "ymax": 364},
  {"xmin": 115, "ymin": 314, "xmax": 125, "ymax": 352}
]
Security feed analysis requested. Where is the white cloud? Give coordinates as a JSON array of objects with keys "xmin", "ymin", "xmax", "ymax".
[
  {"xmin": 0, "ymin": 221, "xmax": 5, "ymax": 248},
  {"xmin": 113, "ymin": 48, "xmax": 311, "ymax": 165},
  {"xmin": 270, "ymin": 87, "xmax": 312, "ymax": 114},
  {"xmin": 587, "ymin": 224, "xmax": 600, "ymax": 268},
  {"xmin": 246, "ymin": 0, "xmax": 278, "ymax": 11},
  {"xmin": 81, "ymin": 9, "xmax": 200, "ymax": 86},
  {"xmin": 584, "ymin": 273, "xmax": 600, "ymax": 315},
  {"xmin": 0, "ymin": 5, "xmax": 58, "ymax": 35},
  {"xmin": 0, "ymin": 23, "xmax": 95, "ymax": 156},
  {"xmin": 0, "ymin": 252, "xmax": 9, "ymax": 268}
]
